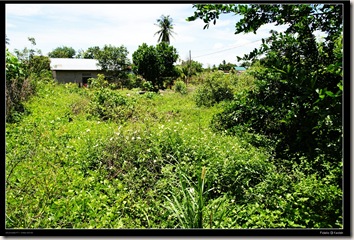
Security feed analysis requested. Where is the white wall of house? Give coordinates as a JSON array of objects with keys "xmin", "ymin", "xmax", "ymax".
[
  {"xmin": 52, "ymin": 70, "xmax": 103, "ymax": 84},
  {"xmin": 50, "ymin": 58, "xmax": 103, "ymax": 84}
]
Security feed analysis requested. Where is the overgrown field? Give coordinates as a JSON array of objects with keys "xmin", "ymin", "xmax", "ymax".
[{"xmin": 6, "ymin": 75, "xmax": 342, "ymax": 229}]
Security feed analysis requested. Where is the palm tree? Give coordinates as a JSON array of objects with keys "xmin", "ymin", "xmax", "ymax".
[{"xmin": 154, "ymin": 15, "xmax": 176, "ymax": 44}]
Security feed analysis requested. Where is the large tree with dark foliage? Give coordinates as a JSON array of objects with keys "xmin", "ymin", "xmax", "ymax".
[
  {"xmin": 48, "ymin": 46, "xmax": 76, "ymax": 58},
  {"xmin": 188, "ymin": 4, "xmax": 344, "ymax": 180},
  {"xmin": 95, "ymin": 44, "xmax": 131, "ymax": 84},
  {"xmin": 132, "ymin": 42, "xmax": 179, "ymax": 89}
]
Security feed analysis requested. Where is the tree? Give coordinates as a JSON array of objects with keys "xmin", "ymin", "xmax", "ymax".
[
  {"xmin": 14, "ymin": 37, "xmax": 40, "ymax": 63},
  {"xmin": 6, "ymin": 48, "xmax": 36, "ymax": 122},
  {"xmin": 156, "ymin": 42, "xmax": 179, "ymax": 79},
  {"xmin": 218, "ymin": 60, "xmax": 235, "ymax": 71},
  {"xmin": 95, "ymin": 44, "xmax": 130, "ymax": 85},
  {"xmin": 28, "ymin": 56, "xmax": 51, "ymax": 77},
  {"xmin": 188, "ymin": 4, "xmax": 345, "ymax": 229},
  {"xmin": 177, "ymin": 59, "xmax": 203, "ymax": 83},
  {"xmin": 154, "ymin": 15, "xmax": 176, "ymax": 44},
  {"xmin": 132, "ymin": 43, "xmax": 161, "ymax": 89},
  {"xmin": 6, "ymin": 49, "xmax": 24, "ymax": 83},
  {"xmin": 48, "ymin": 46, "xmax": 76, "ymax": 58},
  {"xmin": 132, "ymin": 42, "xmax": 179, "ymax": 89},
  {"xmin": 189, "ymin": 4, "xmax": 344, "ymax": 174},
  {"xmin": 76, "ymin": 46, "xmax": 100, "ymax": 59},
  {"xmin": 13, "ymin": 37, "xmax": 42, "ymax": 77}
]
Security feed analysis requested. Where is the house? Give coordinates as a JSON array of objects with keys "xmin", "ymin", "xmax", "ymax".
[
  {"xmin": 234, "ymin": 66, "xmax": 246, "ymax": 74},
  {"xmin": 50, "ymin": 58, "xmax": 104, "ymax": 85}
]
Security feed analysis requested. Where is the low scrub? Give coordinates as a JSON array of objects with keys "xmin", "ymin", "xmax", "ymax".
[
  {"xmin": 5, "ymin": 80, "xmax": 342, "ymax": 229},
  {"xmin": 194, "ymin": 71, "xmax": 235, "ymax": 107},
  {"xmin": 88, "ymin": 88, "xmax": 136, "ymax": 123},
  {"xmin": 173, "ymin": 80, "xmax": 187, "ymax": 95}
]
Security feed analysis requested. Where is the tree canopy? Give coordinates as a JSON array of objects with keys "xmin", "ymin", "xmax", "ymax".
[
  {"xmin": 189, "ymin": 3, "xmax": 344, "ymax": 181},
  {"xmin": 132, "ymin": 42, "xmax": 179, "ymax": 89},
  {"xmin": 177, "ymin": 59, "xmax": 203, "ymax": 83},
  {"xmin": 48, "ymin": 46, "xmax": 76, "ymax": 58},
  {"xmin": 218, "ymin": 60, "xmax": 236, "ymax": 72},
  {"xmin": 95, "ymin": 44, "xmax": 131, "ymax": 83},
  {"xmin": 76, "ymin": 46, "xmax": 101, "ymax": 59}
]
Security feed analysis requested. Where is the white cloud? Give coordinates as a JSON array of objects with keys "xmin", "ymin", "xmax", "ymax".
[{"xmin": 212, "ymin": 43, "xmax": 224, "ymax": 49}]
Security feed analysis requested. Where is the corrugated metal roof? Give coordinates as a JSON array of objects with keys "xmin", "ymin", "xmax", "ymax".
[
  {"xmin": 50, "ymin": 58, "xmax": 101, "ymax": 71},
  {"xmin": 234, "ymin": 66, "xmax": 246, "ymax": 71}
]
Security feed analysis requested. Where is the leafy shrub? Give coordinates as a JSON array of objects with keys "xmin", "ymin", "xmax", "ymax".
[
  {"xmin": 88, "ymin": 74, "xmax": 109, "ymax": 89},
  {"xmin": 240, "ymin": 166, "xmax": 342, "ymax": 228},
  {"xmin": 88, "ymin": 88, "xmax": 135, "ymax": 122},
  {"xmin": 6, "ymin": 49, "xmax": 35, "ymax": 122},
  {"xmin": 28, "ymin": 55, "xmax": 51, "ymax": 78},
  {"xmin": 174, "ymin": 80, "xmax": 187, "ymax": 95},
  {"xmin": 211, "ymin": 31, "xmax": 343, "ymax": 186},
  {"xmin": 194, "ymin": 71, "xmax": 235, "ymax": 107},
  {"xmin": 233, "ymin": 68, "xmax": 257, "ymax": 93},
  {"xmin": 144, "ymin": 91, "xmax": 158, "ymax": 99},
  {"xmin": 31, "ymin": 70, "xmax": 55, "ymax": 85},
  {"xmin": 6, "ymin": 49, "xmax": 25, "ymax": 82},
  {"xmin": 5, "ymin": 49, "xmax": 55, "ymax": 123},
  {"xmin": 125, "ymin": 74, "xmax": 144, "ymax": 89},
  {"xmin": 6, "ymin": 76, "xmax": 36, "ymax": 123},
  {"xmin": 211, "ymin": 62, "xmax": 342, "ymax": 179},
  {"xmin": 141, "ymin": 81, "xmax": 154, "ymax": 92}
]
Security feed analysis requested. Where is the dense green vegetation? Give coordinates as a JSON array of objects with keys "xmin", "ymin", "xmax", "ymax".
[
  {"xmin": 189, "ymin": 2, "xmax": 343, "ymax": 196},
  {"xmin": 5, "ymin": 69, "xmax": 342, "ymax": 229},
  {"xmin": 6, "ymin": 3, "xmax": 344, "ymax": 230},
  {"xmin": 48, "ymin": 46, "xmax": 76, "ymax": 58},
  {"xmin": 132, "ymin": 42, "xmax": 179, "ymax": 90}
]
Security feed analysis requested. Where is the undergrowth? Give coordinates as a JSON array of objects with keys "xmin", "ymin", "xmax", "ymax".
[{"xmin": 5, "ymin": 77, "xmax": 342, "ymax": 229}]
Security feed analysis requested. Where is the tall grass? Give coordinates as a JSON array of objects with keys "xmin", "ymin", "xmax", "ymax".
[
  {"xmin": 164, "ymin": 163, "xmax": 232, "ymax": 229},
  {"xmin": 164, "ymin": 166, "xmax": 207, "ymax": 228}
]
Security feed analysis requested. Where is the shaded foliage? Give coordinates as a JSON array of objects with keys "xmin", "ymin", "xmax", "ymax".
[
  {"xmin": 48, "ymin": 46, "xmax": 76, "ymax": 58},
  {"xmin": 189, "ymin": 4, "xmax": 343, "ymax": 180},
  {"xmin": 132, "ymin": 42, "xmax": 179, "ymax": 89},
  {"xmin": 194, "ymin": 71, "xmax": 235, "ymax": 107},
  {"xmin": 95, "ymin": 44, "xmax": 131, "ymax": 84}
]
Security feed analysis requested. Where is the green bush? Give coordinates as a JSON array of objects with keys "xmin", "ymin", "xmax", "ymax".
[
  {"xmin": 211, "ymin": 62, "xmax": 342, "ymax": 179},
  {"xmin": 174, "ymin": 80, "xmax": 187, "ymax": 94},
  {"xmin": 125, "ymin": 74, "xmax": 143, "ymax": 89},
  {"xmin": 28, "ymin": 55, "xmax": 51, "ymax": 78},
  {"xmin": 88, "ymin": 88, "xmax": 135, "ymax": 122},
  {"xmin": 88, "ymin": 74, "xmax": 109, "ymax": 89},
  {"xmin": 141, "ymin": 81, "xmax": 154, "ymax": 92},
  {"xmin": 211, "ymin": 32, "xmax": 343, "ymax": 185},
  {"xmin": 240, "ymin": 165, "xmax": 342, "ymax": 228},
  {"xmin": 6, "ymin": 49, "xmax": 35, "ymax": 122},
  {"xmin": 6, "ymin": 49, "xmax": 25, "ymax": 82},
  {"xmin": 5, "ymin": 50, "xmax": 55, "ymax": 123},
  {"xmin": 194, "ymin": 71, "xmax": 235, "ymax": 107}
]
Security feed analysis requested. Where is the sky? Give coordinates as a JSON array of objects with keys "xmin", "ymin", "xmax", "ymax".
[{"xmin": 5, "ymin": 3, "xmax": 291, "ymax": 68}]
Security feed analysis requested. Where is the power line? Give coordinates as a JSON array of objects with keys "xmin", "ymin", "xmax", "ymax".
[{"xmin": 192, "ymin": 38, "xmax": 263, "ymax": 59}]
